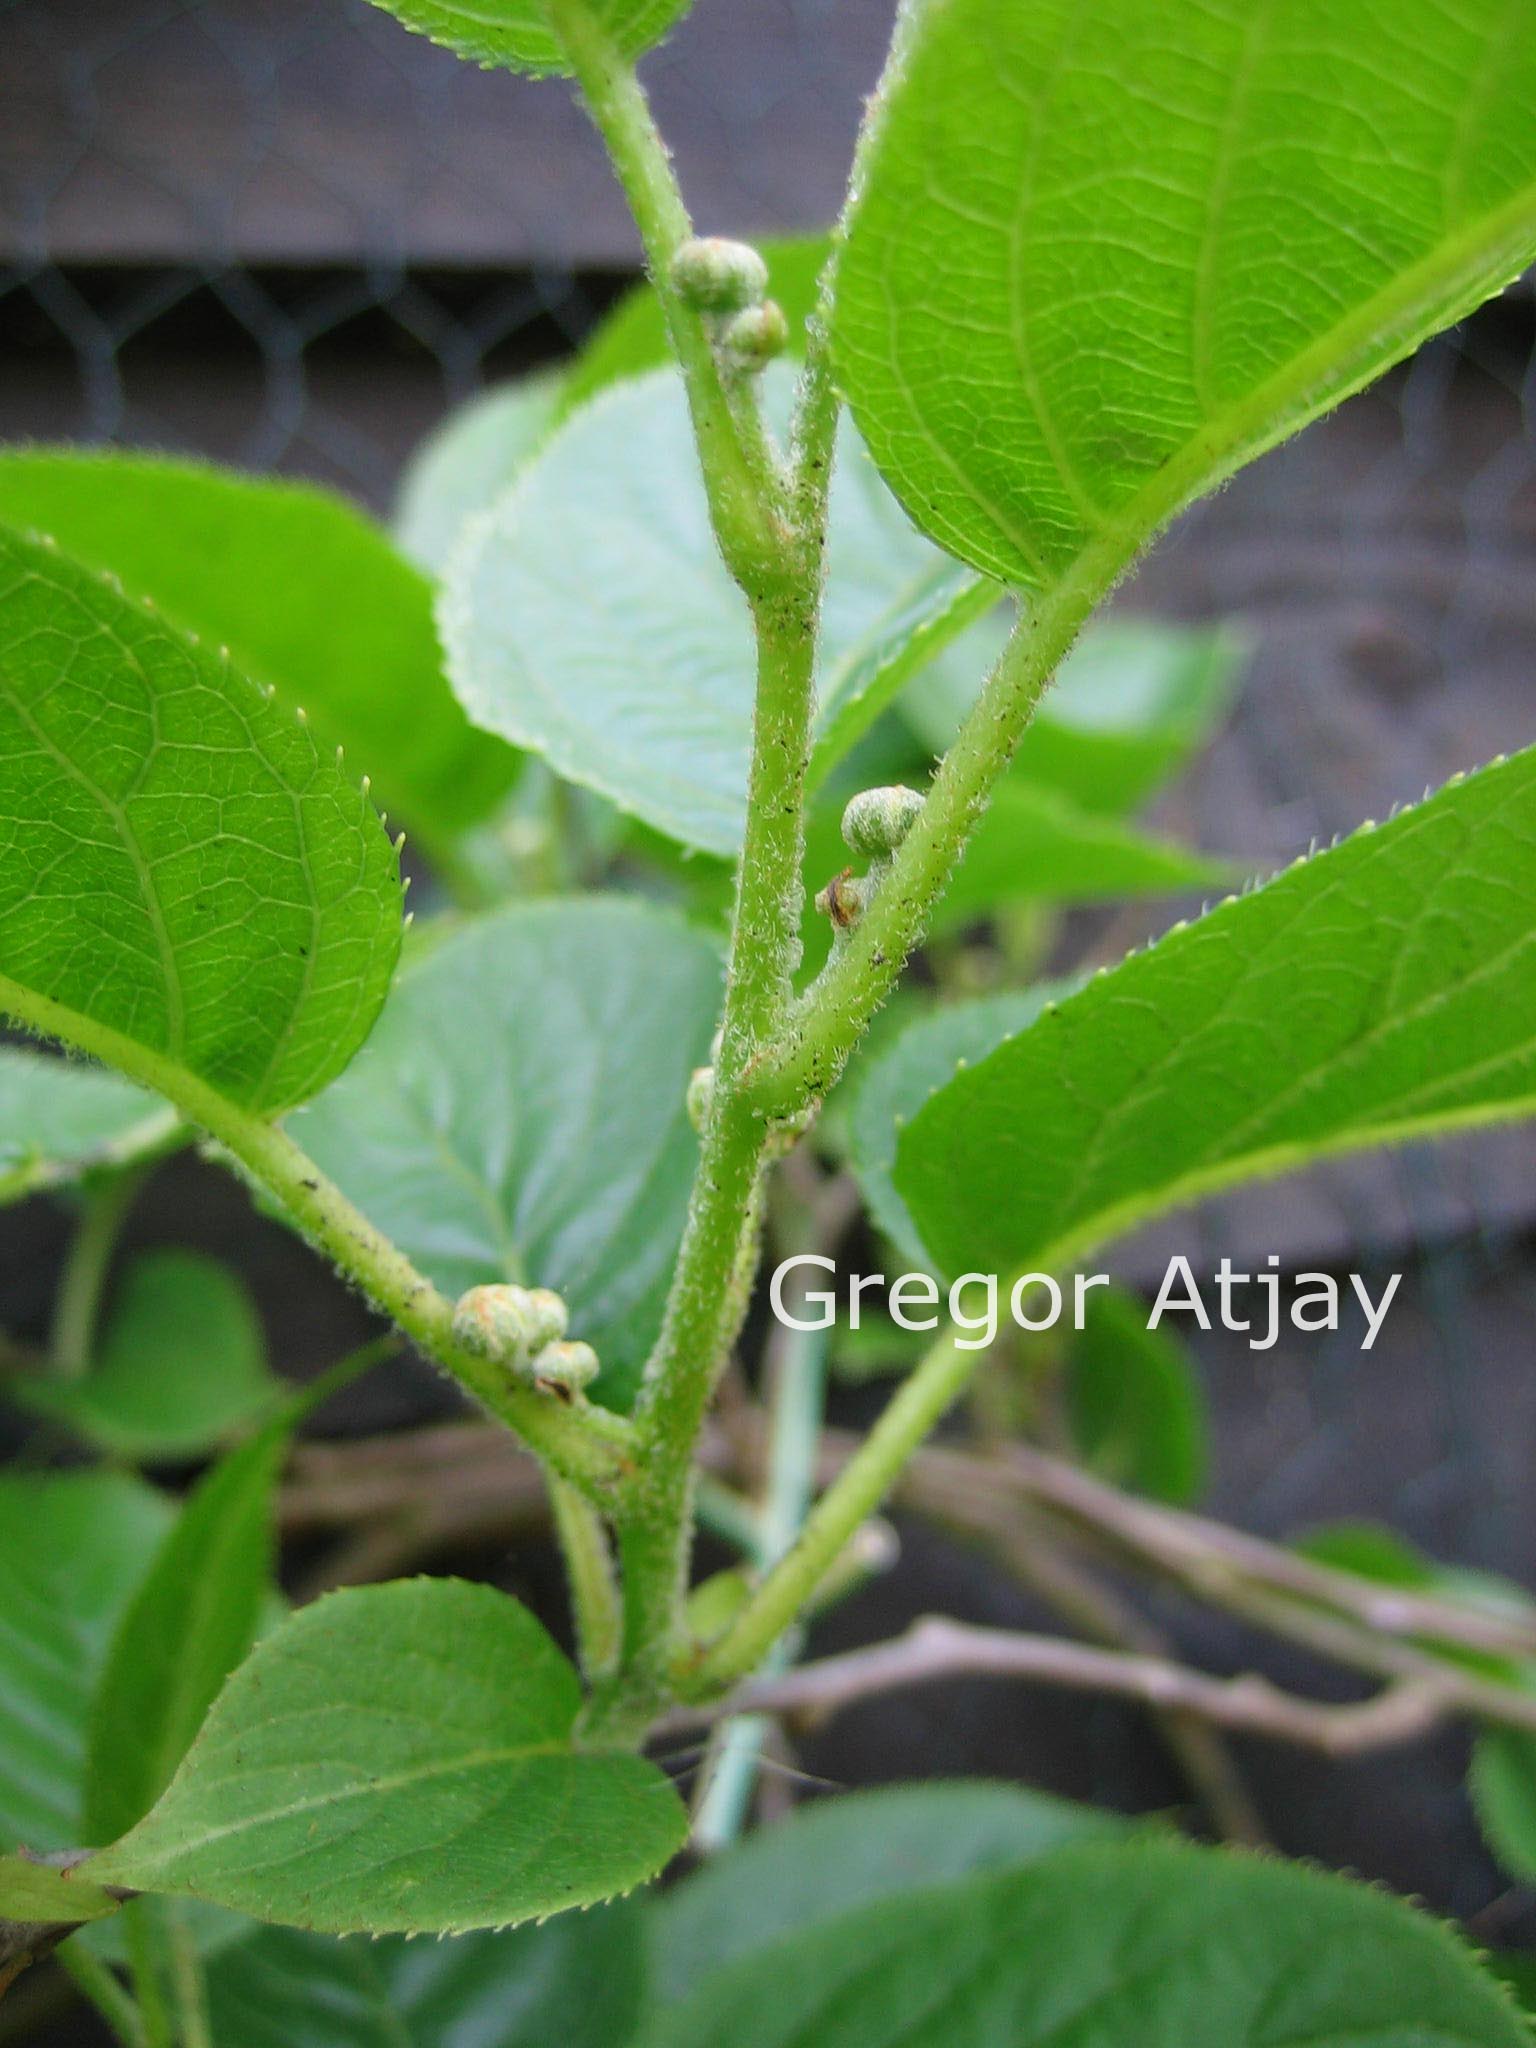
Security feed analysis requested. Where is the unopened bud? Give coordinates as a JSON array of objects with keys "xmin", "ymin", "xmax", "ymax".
[
  {"xmin": 529, "ymin": 1339, "xmax": 600, "ymax": 1398},
  {"xmin": 451, "ymin": 1283, "xmax": 567, "ymax": 1365},
  {"xmin": 719, "ymin": 299, "xmax": 789, "ymax": 369},
  {"xmin": 842, "ymin": 785, "xmax": 925, "ymax": 859},
  {"xmin": 670, "ymin": 237, "xmax": 769, "ymax": 315}
]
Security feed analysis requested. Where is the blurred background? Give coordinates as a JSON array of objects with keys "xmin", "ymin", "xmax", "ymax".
[{"xmin": 4, "ymin": 0, "xmax": 1536, "ymax": 1946}]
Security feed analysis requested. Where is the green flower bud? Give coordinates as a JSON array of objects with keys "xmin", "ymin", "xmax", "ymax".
[
  {"xmin": 719, "ymin": 299, "xmax": 789, "ymax": 369},
  {"xmin": 842, "ymin": 784, "xmax": 925, "ymax": 859},
  {"xmin": 451, "ymin": 1283, "xmax": 567, "ymax": 1366},
  {"xmin": 529, "ymin": 1339, "xmax": 600, "ymax": 1399},
  {"xmin": 686, "ymin": 1063, "xmax": 715, "ymax": 1134},
  {"xmin": 670, "ymin": 237, "xmax": 769, "ymax": 314}
]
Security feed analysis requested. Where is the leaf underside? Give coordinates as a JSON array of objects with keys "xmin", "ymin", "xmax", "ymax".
[
  {"xmin": 442, "ymin": 369, "xmax": 999, "ymax": 854},
  {"xmin": 360, "ymin": 0, "xmax": 693, "ymax": 76},
  {"xmin": 836, "ymin": 0, "xmax": 1536, "ymax": 588},
  {"xmin": 291, "ymin": 898, "xmax": 721, "ymax": 1403}
]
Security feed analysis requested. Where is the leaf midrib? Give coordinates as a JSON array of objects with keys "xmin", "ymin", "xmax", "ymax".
[{"xmin": 99, "ymin": 1735, "xmax": 579, "ymax": 1880}]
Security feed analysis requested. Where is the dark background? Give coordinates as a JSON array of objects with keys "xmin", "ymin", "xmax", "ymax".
[{"xmin": 4, "ymin": 0, "xmax": 1536, "ymax": 2009}]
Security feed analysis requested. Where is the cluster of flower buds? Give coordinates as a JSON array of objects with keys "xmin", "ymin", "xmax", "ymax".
[
  {"xmin": 816, "ymin": 784, "xmax": 926, "ymax": 936},
  {"xmin": 670, "ymin": 236, "xmax": 788, "ymax": 372},
  {"xmin": 450, "ymin": 1283, "xmax": 599, "ymax": 1400}
]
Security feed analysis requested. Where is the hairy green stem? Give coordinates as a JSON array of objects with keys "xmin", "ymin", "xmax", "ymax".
[
  {"xmin": 612, "ymin": 584, "xmax": 822, "ymax": 1706},
  {"xmin": 551, "ymin": 1477, "xmax": 622, "ymax": 1682},
  {"xmin": 549, "ymin": 0, "xmax": 785, "ymax": 585},
  {"xmin": 0, "ymin": 972, "xmax": 633, "ymax": 1500},
  {"xmin": 691, "ymin": 1325, "xmax": 981, "ymax": 1689},
  {"xmin": 749, "ymin": 540, "xmax": 1122, "ymax": 1116}
]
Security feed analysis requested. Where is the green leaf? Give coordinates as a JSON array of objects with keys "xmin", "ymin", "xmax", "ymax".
[
  {"xmin": 0, "ymin": 1856, "xmax": 119, "ymax": 1928},
  {"xmin": 850, "ymin": 989, "xmax": 1058, "ymax": 1265},
  {"xmin": 443, "ymin": 368, "xmax": 998, "ymax": 854},
  {"xmin": 395, "ymin": 373, "xmax": 563, "ymax": 578},
  {"xmin": 0, "ymin": 452, "xmax": 515, "ymax": 854},
  {"xmin": 83, "ymin": 1420, "xmax": 289, "ymax": 1846},
  {"xmin": 0, "ymin": 523, "xmax": 403, "ymax": 1115},
  {"xmin": 360, "ymin": 0, "xmax": 691, "ymax": 75},
  {"xmin": 0, "ymin": 1047, "xmax": 172, "ymax": 1203},
  {"xmin": 15, "ymin": 1250, "xmax": 279, "ymax": 1460},
  {"xmin": 897, "ymin": 747, "xmax": 1536, "ymax": 1286},
  {"xmin": 904, "ymin": 619, "xmax": 1247, "ymax": 817},
  {"xmin": 650, "ymin": 1781, "xmax": 1125, "ymax": 2006},
  {"xmin": 560, "ymin": 236, "xmax": 831, "ymax": 418},
  {"xmin": 94, "ymin": 1579, "xmax": 687, "ymax": 1934},
  {"xmin": 836, "ymin": 0, "xmax": 1536, "ymax": 589},
  {"xmin": 204, "ymin": 1905, "xmax": 645, "ymax": 2048},
  {"xmin": 0, "ymin": 1472, "xmax": 173, "ymax": 1852},
  {"xmin": 640, "ymin": 1839, "xmax": 1528, "ymax": 2048},
  {"xmin": 930, "ymin": 780, "xmax": 1231, "ymax": 935},
  {"xmin": 292, "ymin": 899, "xmax": 720, "ymax": 1404},
  {"xmin": 1066, "ymin": 1285, "xmax": 1208, "ymax": 1506}
]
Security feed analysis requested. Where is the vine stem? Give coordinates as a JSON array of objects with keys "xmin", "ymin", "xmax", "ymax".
[
  {"xmin": 690, "ymin": 1325, "xmax": 980, "ymax": 1688},
  {"xmin": 550, "ymin": 1477, "xmax": 623, "ymax": 1681},
  {"xmin": 547, "ymin": 0, "xmax": 786, "ymax": 586},
  {"xmin": 549, "ymin": 4, "xmax": 836, "ymax": 1719},
  {"xmin": 0, "ymin": 971, "xmax": 633, "ymax": 1501},
  {"xmin": 748, "ymin": 537, "xmax": 1123, "ymax": 1118}
]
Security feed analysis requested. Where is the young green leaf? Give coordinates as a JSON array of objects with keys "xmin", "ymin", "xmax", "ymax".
[
  {"xmin": 0, "ymin": 1047, "xmax": 173, "ymax": 1204},
  {"xmin": 897, "ymin": 747, "xmax": 1536, "ymax": 1286},
  {"xmin": 0, "ymin": 1472, "xmax": 173, "ymax": 1852},
  {"xmin": 442, "ymin": 369, "xmax": 998, "ymax": 853},
  {"xmin": 650, "ymin": 1781, "xmax": 1126, "ymax": 2005},
  {"xmin": 361, "ymin": 0, "xmax": 692, "ymax": 76},
  {"xmin": 639, "ymin": 1839, "xmax": 1528, "ymax": 2048},
  {"xmin": 94, "ymin": 1579, "xmax": 688, "ymax": 1934},
  {"xmin": 203, "ymin": 1905, "xmax": 645, "ymax": 2048},
  {"xmin": 0, "ymin": 523, "xmax": 402, "ymax": 1115},
  {"xmin": 1066, "ymin": 1285, "xmax": 1208, "ymax": 1507},
  {"xmin": 849, "ymin": 989, "xmax": 1059, "ymax": 1265},
  {"xmin": 394, "ymin": 373, "xmax": 563, "ymax": 577},
  {"xmin": 904, "ymin": 619, "xmax": 1247, "ymax": 817},
  {"xmin": 82, "ymin": 1420, "xmax": 289, "ymax": 1846},
  {"xmin": 836, "ymin": 0, "xmax": 1536, "ymax": 589},
  {"xmin": 15, "ymin": 1250, "xmax": 278, "ymax": 1461},
  {"xmin": 0, "ymin": 452, "xmax": 516, "ymax": 853},
  {"xmin": 291, "ymin": 899, "xmax": 721, "ymax": 1403}
]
